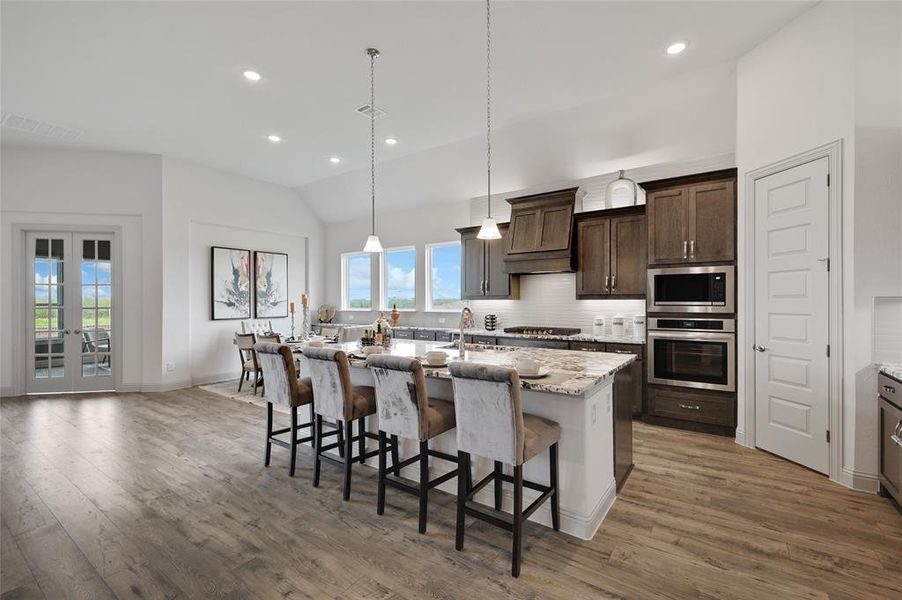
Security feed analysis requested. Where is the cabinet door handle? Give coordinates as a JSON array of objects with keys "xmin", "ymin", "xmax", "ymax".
[
  {"xmin": 682, "ymin": 241, "xmax": 688, "ymax": 259},
  {"xmin": 679, "ymin": 403, "xmax": 701, "ymax": 411},
  {"xmin": 690, "ymin": 240, "xmax": 695, "ymax": 258},
  {"xmin": 892, "ymin": 420, "xmax": 902, "ymax": 447},
  {"xmin": 604, "ymin": 275, "xmax": 610, "ymax": 292},
  {"xmin": 611, "ymin": 274, "xmax": 616, "ymax": 292},
  {"xmin": 883, "ymin": 385, "xmax": 896, "ymax": 394}
]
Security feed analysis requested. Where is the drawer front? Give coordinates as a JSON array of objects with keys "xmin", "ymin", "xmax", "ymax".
[
  {"xmin": 570, "ymin": 341, "xmax": 606, "ymax": 352},
  {"xmin": 879, "ymin": 373, "xmax": 901, "ymax": 407},
  {"xmin": 606, "ymin": 343, "xmax": 644, "ymax": 361},
  {"xmin": 414, "ymin": 330, "xmax": 437, "ymax": 341},
  {"xmin": 473, "ymin": 335, "xmax": 497, "ymax": 345},
  {"xmin": 500, "ymin": 337, "xmax": 570, "ymax": 349},
  {"xmin": 648, "ymin": 386, "xmax": 734, "ymax": 426},
  {"xmin": 879, "ymin": 397, "xmax": 902, "ymax": 500},
  {"xmin": 435, "ymin": 331, "xmax": 453, "ymax": 342},
  {"xmin": 393, "ymin": 329, "xmax": 414, "ymax": 339}
]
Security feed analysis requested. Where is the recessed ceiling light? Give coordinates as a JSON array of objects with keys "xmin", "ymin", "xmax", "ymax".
[
  {"xmin": 242, "ymin": 69, "xmax": 263, "ymax": 81},
  {"xmin": 267, "ymin": 134, "xmax": 281, "ymax": 143},
  {"xmin": 329, "ymin": 156, "xmax": 341, "ymax": 164},
  {"xmin": 666, "ymin": 42, "xmax": 687, "ymax": 55},
  {"xmin": 384, "ymin": 137, "xmax": 398, "ymax": 146}
]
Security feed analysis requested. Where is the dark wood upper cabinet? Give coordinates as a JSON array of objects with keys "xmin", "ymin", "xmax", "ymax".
[
  {"xmin": 688, "ymin": 181, "xmax": 735, "ymax": 263},
  {"xmin": 642, "ymin": 169, "xmax": 736, "ymax": 266},
  {"xmin": 458, "ymin": 223, "xmax": 520, "ymax": 300},
  {"xmin": 504, "ymin": 188, "xmax": 576, "ymax": 273},
  {"xmin": 575, "ymin": 207, "xmax": 646, "ymax": 299}
]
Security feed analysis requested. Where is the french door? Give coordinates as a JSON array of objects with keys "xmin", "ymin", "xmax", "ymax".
[{"xmin": 26, "ymin": 231, "xmax": 116, "ymax": 394}]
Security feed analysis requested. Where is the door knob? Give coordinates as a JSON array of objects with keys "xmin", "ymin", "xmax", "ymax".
[
  {"xmin": 753, "ymin": 344, "xmax": 767, "ymax": 352},
  {"xmin": 73, "ymin": 329, "xmax": 82, "ymax": 335}
]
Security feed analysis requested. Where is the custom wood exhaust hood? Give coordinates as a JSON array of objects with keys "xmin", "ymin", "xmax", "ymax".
[{"xmin": 503, "ymin": 187, "xmax": 577, "ymax": 274}]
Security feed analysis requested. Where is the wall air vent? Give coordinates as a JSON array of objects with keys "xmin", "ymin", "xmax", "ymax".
[
  {"xmin": 1, "ymin": 112, "xmax": 82, "ymax": 141},
  {"xmin": 355, "ymin": 104, "xmax": 386, "ymax": 119}
]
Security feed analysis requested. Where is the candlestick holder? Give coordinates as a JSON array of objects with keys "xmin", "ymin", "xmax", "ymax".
[
  {"xmin": 301, "ymin": 307, "xmax": 310, "ymax": 340},
  {"xmin": 289, "ymin": 312, "xmax": 297, "ymax": 341}
]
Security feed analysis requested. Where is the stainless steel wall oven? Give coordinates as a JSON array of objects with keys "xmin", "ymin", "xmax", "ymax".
[{"xmin": 648, "ymin": 317, "xmax": 735, "ymax": 392}]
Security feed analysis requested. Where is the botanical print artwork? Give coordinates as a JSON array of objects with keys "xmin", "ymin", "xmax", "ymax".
[
  {"xmin": 255, "ymin": 251, "xmax": 288, "ymax": 318},
  {"xmin": 211, "ymin": 247, "xmax": 251, "ymax": 320}
]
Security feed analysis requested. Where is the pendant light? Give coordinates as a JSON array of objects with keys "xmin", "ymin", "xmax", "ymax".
[
  {"xmin": 605, "ymin": 169, "xmax": 638, "ymax": 208},
  {"xmin": 363, "ymin": 47, "xmax": 384, "ymax": 253},
  {"xmin": 476, "ymin": 0, "xmax": 502, "ymax": 240}
]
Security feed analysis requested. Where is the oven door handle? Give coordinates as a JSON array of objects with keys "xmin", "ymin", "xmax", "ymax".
[{"xmin": 648, "ymin": 330, "xmax": 735, "ymax": 341}]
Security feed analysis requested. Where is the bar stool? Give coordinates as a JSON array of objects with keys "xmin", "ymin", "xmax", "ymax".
[
  {"xmin": 366, "ymin": 354, "xmax": 460, "ymax": 534},
  {"xmin": 448, "ymin": 361, "xmax": 560, "ymax": 577},
  {"xmin": 254, "ymin": 342, "xmax": 315, "ymax": 477},
  {"xmin": 304, "ymin": 347, "xmax": 384, "ymax": 501}
]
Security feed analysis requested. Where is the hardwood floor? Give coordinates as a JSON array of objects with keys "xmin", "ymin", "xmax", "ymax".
[{"xmin": 2, "ymin": 389, "xmax": 900, "ymax": 599}]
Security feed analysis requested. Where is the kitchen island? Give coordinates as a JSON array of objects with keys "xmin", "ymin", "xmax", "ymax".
[{"xmin": 296, "ymin": 340, "xmax": 635, "ymax": 540}]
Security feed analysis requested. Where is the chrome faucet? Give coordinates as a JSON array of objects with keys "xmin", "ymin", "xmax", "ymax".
[{"xmin": 457, "ymin": 306, "xmax": 472, "ymax": 358}]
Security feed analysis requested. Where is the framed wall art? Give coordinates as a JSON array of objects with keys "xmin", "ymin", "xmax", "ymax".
[
  {"xmin": 254, "ymin": 250, "xmax": 289, "ymax": 318},
  {"xmin": 211, "ymin": 246, "xmax": 252, "ymax": 320}
]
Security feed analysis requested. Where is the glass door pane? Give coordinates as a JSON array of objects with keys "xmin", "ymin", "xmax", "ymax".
[
  {"xmin": 79, "ymin": 238, "xmax": 112, "ymax": 378},
  {"xmin": 32, "ymin": 235, "xmax": 67, "ymax": 380}
]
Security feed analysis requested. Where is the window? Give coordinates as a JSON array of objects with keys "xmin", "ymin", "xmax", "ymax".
[
  {"xmin": 426, "ymin": 241, "xmax": 464, "ymax": 311},
  {"xmin": 342, "ymin": 252, "xmax": 372, "ymax": 310},
  {"xmin": 381, "ymin": 247, "xmax": 416, "ymax": 310}
]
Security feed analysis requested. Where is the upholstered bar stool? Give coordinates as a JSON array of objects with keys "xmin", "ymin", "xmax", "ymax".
[
  {"xmin": 366, "ymin": 354, "xmax": 459, "ymax": 534},
  {"xmin": 304, "ymin": 347, "xmax": 384, "ymax": 501},
  {"xmin": 254, "ymin": 342, "xmax": 315, "ymax": 477},
  {"xmin": 448, "ymin": 362, "xmax": 561, "ymax": 577}
]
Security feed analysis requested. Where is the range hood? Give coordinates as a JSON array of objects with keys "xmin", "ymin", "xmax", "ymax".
[{"xmin": 503, "ymin": 188, "xmax": 577, "ymax": 274}]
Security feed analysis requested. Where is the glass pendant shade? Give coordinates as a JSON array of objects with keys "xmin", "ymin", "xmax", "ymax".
[
  {"xmin": 363, "ymin": 234, "xmax": 383, "ymax": 253},
  {"xmin": 605, "ymin": 170, "xmax": 638, "ymax": 208},
  {"xmin": 477, "ymin": 216, "xmax": 502, "ymax": 240}
]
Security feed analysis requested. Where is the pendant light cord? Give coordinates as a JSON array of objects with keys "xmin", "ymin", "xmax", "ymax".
[
  {"xmin": 486, "ymin": 0, "xmax": 492, "ymax": 218},
  {"xmin": 370, "ymin": 49, "xmax": 377, "ymax": 235}
]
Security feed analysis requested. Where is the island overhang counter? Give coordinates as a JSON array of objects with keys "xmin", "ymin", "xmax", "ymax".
[{"xmin": 295, "ymin": 340, "xmax": 635, "ymax": 540}]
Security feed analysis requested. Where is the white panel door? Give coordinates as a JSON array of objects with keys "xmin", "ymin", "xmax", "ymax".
[
  {"xmin": 754, "ymin": 157, "xmax": 830, "ymax": 474},
  {"xmin": 26, "ymin": 231, "xmax": 115, "ymax": 394}
]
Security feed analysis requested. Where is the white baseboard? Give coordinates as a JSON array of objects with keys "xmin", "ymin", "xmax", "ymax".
[
  {"xmin": 191, "ymin": 372, "xmax": 238, "ymax": 387},
  {"xmin": 0, "ymin": 386, "xmax": 20, "ymax": 398},
  {"xmin": 140, "ymin": 380, "xmax": 193, "ymax": 393},
  {"xmin": 839, "ymin": 467, "xmax": 879, "ymax": 493},
  {"xmin": 734, "ymin": 428, "xmax": 748, "ymax": 447}
]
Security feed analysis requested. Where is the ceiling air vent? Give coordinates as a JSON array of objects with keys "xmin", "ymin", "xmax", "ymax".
[
  {"xmin": 1, "ymin": 112, "xmax": 82, "ymax": 141},
  {"xmin": 355, "ymin": 104, "xmax": 386, "ymax": 120}
]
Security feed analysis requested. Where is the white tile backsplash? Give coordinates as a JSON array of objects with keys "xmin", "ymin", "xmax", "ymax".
[
  {"xmin": 469, "ymin": 273, "xmax": 645, "ymax": 336},
  {"xmin": 874, "ymin": 296, "xmax": 902, "ymax": 364}
]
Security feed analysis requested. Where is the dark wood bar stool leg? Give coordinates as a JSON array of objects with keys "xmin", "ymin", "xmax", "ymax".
[
  {"xmin": 512, "ymin": 465, "xmax": 524, "ymax": 578},
  {"xmin": 550, "ymin": 442, "xmax": 560, "ymax": 531},
  {"xmin": 264, "ymin": 403, "xmax": 273, "ymax": 467},
  {"xmin": 313, "ymin": 415, "xmax": 323, "ymax": 487},
  {"xmin": 337, "ymin": 421, "xmax": 345, "ymax": 458},
  {"xmin": 357, "ymin": 417, "xmax": 366, "ymax": 464},
  {"xmin": 418, "ymin": 440, "xmax": 429, "ymax": 534},
  {"xmin": 390, "ymin": 434, "xmax": 400, "ymax": 476},
  {"xmin": 289, "ymin": 406, "xmax": 298, "ymax": 477},
  {"xmin": 377, "ymin": 431, "xmax": 387, "ymax": 515},
  {"xmin": 455, "ymin": 451, "xmax": 469, "ymax": 551},
  {"xmin": 493, "ymin": 460, "xmax": 503, "ymax": 510},
  {"xmin": 342, "ymin": 419, "xmax": 353, "ymax": 501}
]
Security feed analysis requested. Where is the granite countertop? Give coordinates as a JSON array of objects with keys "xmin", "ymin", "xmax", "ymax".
[
  {"xmin": 293, "ymin": 340, "xmax": 636, "ymax": 396},
  {"xmin": 880, "ymin": 364, "xmax": 902, "ymax": 382},
  {"xmin": 315, "ymin": 323, "xmax": 645, "ymax": 345}
]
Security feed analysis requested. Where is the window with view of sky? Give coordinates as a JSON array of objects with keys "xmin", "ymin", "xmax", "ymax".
[
  {"xmin": 345, "ymin": 253, "xmax": 372, "ymax": 309},
  {"xmin": 383, "ymin": 248, "xmax": 416, "ymax": 309},
  {"xmin": 429, "ymin": 242, "xmax": 463, "ymax": 311}
]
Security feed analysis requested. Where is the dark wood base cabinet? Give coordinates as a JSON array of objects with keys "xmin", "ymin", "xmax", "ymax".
[
  {"xmin": 878, "ymin": 373, "xmax": 902, "ymax": 510},
  {"xmin": 613, "ymin": 378, "xmax": 633, "ymax": 492},
  {"xmin": 645, "ymin": 385, "xmax": 736, "ymax": 437}
]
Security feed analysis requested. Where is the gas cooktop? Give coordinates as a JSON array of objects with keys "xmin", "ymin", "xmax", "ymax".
[{"xmin": 503, "ymin": 326, "xmax": 581, "ymax": 336}]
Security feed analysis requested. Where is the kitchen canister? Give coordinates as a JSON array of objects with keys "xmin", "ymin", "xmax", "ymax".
[
  {"xmin": 611, "ymin": 315, "xmax": 625, "ymax": 338},
  {"xmin": 593, "ymin": 316, "xmax": 606, "ymax": 336},
  {"xmin": 632, "ymin": 314, "xmax": 646, "ymax": 339}
]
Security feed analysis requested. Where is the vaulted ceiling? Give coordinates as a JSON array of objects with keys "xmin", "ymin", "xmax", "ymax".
[{"xmin": 2, "ymin": 1, "xmax": 813, "ymax": 221}]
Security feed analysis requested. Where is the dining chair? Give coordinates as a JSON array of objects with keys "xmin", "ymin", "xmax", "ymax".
[
  {"xmin": 448, "ymin": 361, "xmax": 560, "ymax": 577},
  {"xmin": 235, "ymin": 332, "xmax": 261, "ymax": 395}
]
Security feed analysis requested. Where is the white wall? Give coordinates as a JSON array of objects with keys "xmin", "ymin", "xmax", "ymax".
[
  {"xmin": 736, "ymin": 1, "xmax": 902, "ymax": 487},
  {"xmin": 0, "ymin": 146, "xmax": 163, "ymax": 394},
  {"xmin": 161, "ymin": 157, "xmax": 324, "ymax": 387}
]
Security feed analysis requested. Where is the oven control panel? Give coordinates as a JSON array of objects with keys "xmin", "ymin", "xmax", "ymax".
[{"xmin": 649, "ymin": 318, "xmax": 735, "ymax": 333}]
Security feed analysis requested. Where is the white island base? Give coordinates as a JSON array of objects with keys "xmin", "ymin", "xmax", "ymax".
[{"xmin": 345, "ymin": 369, "xmax": 617, "ymax": 540}]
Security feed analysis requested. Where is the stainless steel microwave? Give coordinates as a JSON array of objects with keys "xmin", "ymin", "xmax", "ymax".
[{"xmin": 647, "ymin": 265, "xmax": 734, "ymax": 314}]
